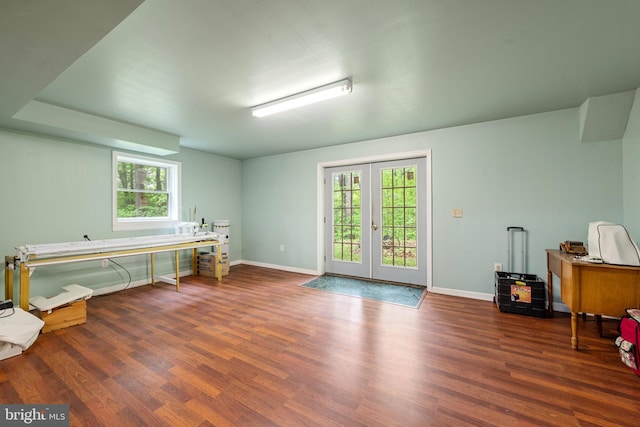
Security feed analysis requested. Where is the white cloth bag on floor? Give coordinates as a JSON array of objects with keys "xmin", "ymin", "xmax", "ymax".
[{"xmin": 0, "ymin": 307, "xmax": 44, "ymax": 350}]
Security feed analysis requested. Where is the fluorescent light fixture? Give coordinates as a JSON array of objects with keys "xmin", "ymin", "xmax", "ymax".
[{"xmin": 252, "ymin": 78, "xmax": 352, "ymax": 117}]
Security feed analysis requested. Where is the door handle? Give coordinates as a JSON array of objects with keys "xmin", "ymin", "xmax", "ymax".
[{"xmin": 372, "ymin": 222, "xmax": 378, "ymax": 231}]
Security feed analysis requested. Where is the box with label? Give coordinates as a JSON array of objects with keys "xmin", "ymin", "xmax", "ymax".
[
  {"xmin": 198, "ymin": 251, "xmax": 229, "ymax": 277},
  {"xmin": 495, "ymin": 272, "xmax": 546, "ymax": 318}
]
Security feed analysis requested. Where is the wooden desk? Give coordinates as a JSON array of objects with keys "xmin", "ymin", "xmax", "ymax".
[{"xmin": 546, "ymin": 249, "xmax": 640, "ymax": 349}]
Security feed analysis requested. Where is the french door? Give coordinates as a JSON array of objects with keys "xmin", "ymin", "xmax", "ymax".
[{"xmin": 324, "ymin": 157, "xmax": 428, "ymax": 286}]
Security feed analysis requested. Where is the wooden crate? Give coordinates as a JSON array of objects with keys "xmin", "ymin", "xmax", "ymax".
[{"xmin": 38, "ymin": 300, "xmax": 87, "ymax": 333}]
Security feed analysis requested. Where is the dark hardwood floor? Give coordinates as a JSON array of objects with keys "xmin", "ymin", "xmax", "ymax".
[{"xmin": 1, "ymin": 264, "xmax": 639, "ymax": 426}]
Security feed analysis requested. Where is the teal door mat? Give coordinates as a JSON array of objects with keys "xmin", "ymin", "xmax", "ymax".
[{"xmin": 301, "ymin": 275, "xmax": 426, "ymax": 308}]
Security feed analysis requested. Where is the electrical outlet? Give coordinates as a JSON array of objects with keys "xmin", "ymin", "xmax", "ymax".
[
  {"xmin": 279, "ymin": 244, "xmax": 285, "ymax": 252},
  {"xmin": 102, "ymin": 259, "xmax": 109, "ymax": 268},
  {"xmin": 452, "ymin": 208, "xmax": 463, "ymax": 218},
  {"xmin": 494, "ymin": 263, "xmax": 502, "ymax": 272}
]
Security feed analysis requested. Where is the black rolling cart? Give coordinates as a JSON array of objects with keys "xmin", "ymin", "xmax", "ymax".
[{"xmin": 495, "ymin": 226, "xmax": 547, "ymax": 318}]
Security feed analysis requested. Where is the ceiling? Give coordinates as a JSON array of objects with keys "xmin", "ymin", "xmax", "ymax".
[{"xmin": 2, "ymin": 0, "xmax": 640, "ymax": 160}]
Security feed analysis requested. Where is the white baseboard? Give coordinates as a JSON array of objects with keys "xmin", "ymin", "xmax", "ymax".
[
  {"xmin": 430, "ymin": 287, "xmax": 494, "ymax": 301},
  {"xmin": 552, "ymin": 302, "xmax": 570, "ymax": 313},
  {"xmin": 237, "ymin": 260, "xmax": 318, "ymax": 276},
  {"xmin": 91, "ymin": 269, "xmax": 192, "ymax": 296},
  {"xmin": 429, "ymin": 286, "xmax": 570, "ymax": 313},
  {"xmin": 92, "ymin": 281, "xmax": 146, "ymax": 296}
]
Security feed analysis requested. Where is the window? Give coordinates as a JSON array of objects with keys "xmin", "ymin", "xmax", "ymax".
[
  {"xmin": 112, "ymin": 151, "xmax": 181, "ymax": 231},
  {"xmin": 332, "ymin": 170, "xmax": 362, "ymax": 263},
  {"xmin": 380, "ymin": 165, "xmax": 417, "ymax": 267}
]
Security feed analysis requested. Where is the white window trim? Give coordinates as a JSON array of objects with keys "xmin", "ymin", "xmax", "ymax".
[{"xmin": 112, "ymin": 151, "xmax": 182, "ymax": 231}]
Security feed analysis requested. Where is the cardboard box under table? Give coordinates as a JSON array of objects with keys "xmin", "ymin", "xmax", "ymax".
[
  {"xmin": 198, "ymin": 251, "xmax": 229, "ymax": 277},
  {"xmin": 495, "ymin": 272, "xmax": 547, "ymax": 318},
  {"xmin": 30, "ymin": 284, "xmax": 93, "ymax": 333}
]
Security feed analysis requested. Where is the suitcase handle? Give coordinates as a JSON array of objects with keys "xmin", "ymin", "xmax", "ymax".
[{"xmin": 507, "ymin": 226, "xmax": 525, "ymax": 232}]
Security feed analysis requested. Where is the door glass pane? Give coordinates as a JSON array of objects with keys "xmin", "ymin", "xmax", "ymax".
[
  {"xmin": 332, "ymin": 171, "xmax": 362, "ymax": 263},
  {"xmin": 380, "ymin": 165, "xmax": 418, "ymax": 268}
]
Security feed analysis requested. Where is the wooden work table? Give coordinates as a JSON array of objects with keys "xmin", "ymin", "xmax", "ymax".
[
  {"xmin": 546, "ymin": 249, "xmax": 640, "ymax": 349},
  {"xmin": 5, "ymin": 234, "xmax": 223, "ymax": 311}
]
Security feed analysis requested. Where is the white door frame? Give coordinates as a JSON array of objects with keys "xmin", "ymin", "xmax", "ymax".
[{"xmin": 316, "ymin": 149, "xmax": 433, "ymax": 290}]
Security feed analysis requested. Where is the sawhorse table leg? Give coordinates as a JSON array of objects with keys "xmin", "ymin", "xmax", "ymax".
[
  {"xmin": 150, "ymin": 253, "xmax": 155, "ymax": 286},
  {"xmin": 20, "ymin": 262, "xmax": 30, "ymax": 311},
  {"xmin": 4, "ymin": 256, "xmax": 14, "ymax": 302},
  {"xmin": 216, "ymin": 248, "xmax": 222, "ymax": 281},
  {"xmin": 175, "ymin": 250, "xmax": 180, "ymax": 292}
]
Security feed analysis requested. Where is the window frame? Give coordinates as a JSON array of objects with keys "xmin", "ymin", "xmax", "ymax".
[{"xmin": 112, "ymin": 151, "xmax": 181, "ymax": 231}]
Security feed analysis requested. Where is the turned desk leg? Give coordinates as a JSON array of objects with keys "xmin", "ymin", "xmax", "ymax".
[
  {"xmin": 546, "ymin": 268, "xmax": 554, "ymax": 318},
  {"xmin": 595, "ymin": 314, "xmax": 603, "ymax": 337},
  {"xmin": 571, "ymin": 311, "xmax": 579, "ymax": 350}
]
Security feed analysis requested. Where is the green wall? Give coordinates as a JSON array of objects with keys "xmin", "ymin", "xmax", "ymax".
[
  {"xmin": 0, "ymin": 130, "xmax": 242, "ymax": 303},
  {"xmin": 1, "ymin": 101, "xmax": 629, "ymax": 309},
  {"xmin": 623, "ymin": 88, "xmax": 640, "ymax": 238},
  {"xmin": 241, "ymin": 107, "xmax": 623, "ymax": 305}
]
